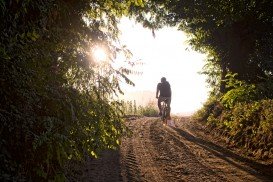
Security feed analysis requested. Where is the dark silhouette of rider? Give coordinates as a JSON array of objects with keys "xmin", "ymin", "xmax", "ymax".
[{"xmin": 156, "ymin": 77, "xmax": 171, "ymax": 116}]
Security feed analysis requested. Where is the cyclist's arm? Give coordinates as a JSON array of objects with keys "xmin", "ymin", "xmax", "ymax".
[{"xmin": 156, "ymin": 83, "xmax": 160, "ymax": 98}]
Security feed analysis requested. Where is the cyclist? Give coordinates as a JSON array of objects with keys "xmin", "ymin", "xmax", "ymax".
[{"xmin": 156, "ymin": 77, "xmax": 172, "ymax": 117}]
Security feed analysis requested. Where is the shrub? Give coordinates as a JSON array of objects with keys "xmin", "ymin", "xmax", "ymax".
[
  {"xmin": 201, "ymin": 99, "xmax": 273, "ymax": 159},
  {"xmin": 138, "ymin": 103, "xmax": 158, "ymax": 117},
  {"xmin": 221, "ymin": 73, "xmax": 257, "ymax": 108}
]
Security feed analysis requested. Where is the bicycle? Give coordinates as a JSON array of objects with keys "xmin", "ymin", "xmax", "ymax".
[{"xmin": 161, "ymin": 98, "xmax": 170, "ymax": 125}]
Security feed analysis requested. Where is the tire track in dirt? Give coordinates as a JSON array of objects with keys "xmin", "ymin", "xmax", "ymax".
[
  {"xmin": 120, "ymin": 117, "xmax": 165, "ymax": 182},
  {"xmin": 123, "ymin": 137, "xmax": 143, "ymax": 182},
  {"xmin": 149, "ymin": 120, "xmax": 225, "ymax": 182},
  {"xmin": 137, "ymin": 119, "xmax": 166, "ymax": 182},
  {"xmin": 161, "ymin": 117, "xmax": 272, "ymax": 182}
]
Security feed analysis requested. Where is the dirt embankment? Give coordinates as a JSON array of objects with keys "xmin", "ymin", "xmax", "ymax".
[{"xmin": 68, "ymin": 117, "xmax": 273, "ymax": 182}]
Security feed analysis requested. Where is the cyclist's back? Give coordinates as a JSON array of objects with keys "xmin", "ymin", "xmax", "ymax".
[
  {"xmin": 156, "ymin": 77, "xmax": 172, "ymax": 116},
  {"xmin": 157, "ymin": 81, "xmax": 171, "ymax": 97}
]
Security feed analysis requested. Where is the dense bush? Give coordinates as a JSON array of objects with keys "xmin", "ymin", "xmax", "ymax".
[
  {"xmin": 0, "ymin": 0, "xmax": 143, "ymax": 181},
  {"xmin": 195, "ymin": 75, "xmax": 273, "ymax": 159},
  {"xmin": 197, "ymin": 99, "xmax": 273, "ymax": 159},
  {"xmin": 220, "ymin": 73, "xmax": 257, "ymax": 108}
]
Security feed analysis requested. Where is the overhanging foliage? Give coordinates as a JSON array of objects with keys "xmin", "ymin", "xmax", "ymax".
[{"xmin": 0, "ymin": 0, "xmax": 144, "ymax": 181}]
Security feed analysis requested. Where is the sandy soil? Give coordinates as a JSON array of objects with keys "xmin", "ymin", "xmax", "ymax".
[{"xmin": 69, "ymin": 117, "xmax": 273, "ymax": 182}]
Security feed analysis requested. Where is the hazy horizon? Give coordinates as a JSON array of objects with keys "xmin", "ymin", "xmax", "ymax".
[{"xmin": 117, "ymin": 18, "xmax": 209, "ymax": 114}]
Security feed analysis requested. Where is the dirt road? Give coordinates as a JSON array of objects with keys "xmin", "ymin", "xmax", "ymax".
[{"xmin": 73, "ymin": 117, "xmax": 273, "ymax": 182}]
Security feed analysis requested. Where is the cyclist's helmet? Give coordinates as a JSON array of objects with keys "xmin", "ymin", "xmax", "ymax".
[{"xmin": 161, "ymin": 77, "xmax": 166, "ymax": 82}]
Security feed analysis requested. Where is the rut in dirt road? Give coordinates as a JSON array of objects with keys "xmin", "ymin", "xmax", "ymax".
[
  {"xmin": 75, "ymin": 117, "xmax": 273, "ymax": 182},
  {"xmin": 123, "ymin": 137, "xmax": 143, "ymax": 182}
]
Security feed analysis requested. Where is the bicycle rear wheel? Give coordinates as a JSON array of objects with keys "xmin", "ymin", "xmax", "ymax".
[{"xmin": 161, "ymin": 103, "xmax": 167, "ymax": 124}]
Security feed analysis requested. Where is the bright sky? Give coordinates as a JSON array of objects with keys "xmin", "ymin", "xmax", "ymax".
[{"xmin": 116, "ymin": 18, "xmax": 209, "ymax": 115}]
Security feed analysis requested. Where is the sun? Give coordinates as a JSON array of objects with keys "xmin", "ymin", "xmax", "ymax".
[{"xmin": 93, "ymin": 47, "xmax": 107, "ymax": 61}]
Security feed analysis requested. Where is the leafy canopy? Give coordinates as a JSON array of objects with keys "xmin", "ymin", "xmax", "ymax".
[{"xmin": 131, "ymin": 0, "xmax": 273, "ymax": 93}]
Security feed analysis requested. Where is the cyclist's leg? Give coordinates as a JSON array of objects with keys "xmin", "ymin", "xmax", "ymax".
[
  {"xmin": 161, "ymin": 103, "xmax": 165, "ymax": 120},
  {"xmin": 162, "ymin": 102, "xmax": 167, "ymax": 124},
  {"xmin": 158, "ymin": 96, "xmax": 163, "ymax": 115},
  {"xmin": 166, "ymin": 97, "xmax": 171, "ymax": 118}
]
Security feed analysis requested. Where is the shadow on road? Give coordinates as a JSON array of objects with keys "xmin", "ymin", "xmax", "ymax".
[{"xmin": 172, "ymin": 127, "xmax": 273, "ymax": 181}]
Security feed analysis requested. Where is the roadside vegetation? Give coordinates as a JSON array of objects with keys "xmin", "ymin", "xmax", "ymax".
[
  {"xmin": 194, "ymin": 75, "xmax": 273, "ymax": 159},
  {"xmin": 121, "ymin": 100, "xmax": 158, "ymax": 117},
  {"xmin": 0, "ymin": 1, "xmax": 143, "ymax": 181}
]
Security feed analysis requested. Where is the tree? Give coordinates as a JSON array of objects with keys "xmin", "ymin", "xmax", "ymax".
[
  {"xmin": 130, "ymin": 0, "xmax": 273, "ymax": 93},
  {"xmin": 0, "ymin": 0, "xmax": 143, "ymax": 180}
]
